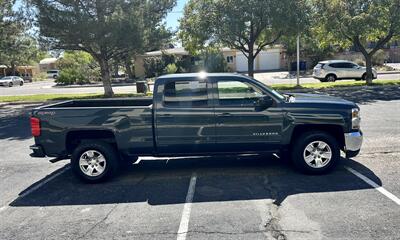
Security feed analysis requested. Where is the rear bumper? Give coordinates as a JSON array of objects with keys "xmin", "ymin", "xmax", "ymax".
[
  {"xmin": 30, "ymin": 145, "xmax": 46, "ymax": 158},
  {"xmin": 344, "ymin": 131, "xmax": 363, "ymax": 152}
]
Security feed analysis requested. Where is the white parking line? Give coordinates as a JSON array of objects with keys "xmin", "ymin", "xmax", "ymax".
[
  {"xmin": 345, "ymin": 166, "xmax": 400, "ymax": 206},
  {"xmin": 0, "ymin": 166, "xmax": 70, "ymax": 213},
  {"xmin": 177, "ymin": 172, "xmax": 197, "ymax": 240}
]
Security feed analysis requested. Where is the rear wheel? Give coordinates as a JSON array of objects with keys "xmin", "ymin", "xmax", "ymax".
[
  {"xmin": 71, "ymin": 141, "xmax": 120, "ymax": 183},
  {"xmin": 362, "ymin": 73, "xmax": 367, "ymax": 80},
  {"xmin": 20, "ymin": 81, "xmax": 23, "ymax": 86},
  {"xmin": 291, "ymin": 131, "xmax": 340, "ymax": 174},
  {"xmin": 325, "ymin": 74, "xmax": 336, "ymax": 82}
]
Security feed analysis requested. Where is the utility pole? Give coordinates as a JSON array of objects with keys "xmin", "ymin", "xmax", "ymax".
[{"xmin": 296, "ymin": 34, "xmax": 300, "ymax": 86}]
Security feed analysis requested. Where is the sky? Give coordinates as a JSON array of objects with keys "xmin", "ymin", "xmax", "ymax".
[{"xmin": 165, "ymin": 0, "xmax": 186, "ymax": 30}]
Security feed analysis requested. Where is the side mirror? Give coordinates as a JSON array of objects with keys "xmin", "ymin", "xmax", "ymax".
[{"xmin": 255, "ymin": 95, "xmax": 274, "ymax": 111}]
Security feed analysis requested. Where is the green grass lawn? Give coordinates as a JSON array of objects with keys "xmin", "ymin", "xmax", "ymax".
[{"xmin": 1, "ymin": 79, "xmax": 399, "ymax": 103}]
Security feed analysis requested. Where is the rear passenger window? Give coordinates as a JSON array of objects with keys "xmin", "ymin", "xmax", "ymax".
[
  {"xmin": 163, "ymin": 80, "xmax": 209, "ymax": 108},
  {"xmin": 329, "ymin": 63, "xmax": 341, "ymax": 68}
]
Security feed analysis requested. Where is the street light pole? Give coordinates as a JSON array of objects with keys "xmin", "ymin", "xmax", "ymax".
[{"xmin": 296, "ymin": 34, "xmax": 300, "ymax": 86}]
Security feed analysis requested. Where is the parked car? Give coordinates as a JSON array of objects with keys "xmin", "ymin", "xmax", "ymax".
[
  {"xmin": 313, "ymin": 60, "xmax": 377, "ymax": 82},
  {"xmin": 30, "ymin": 73, "xmax": 363, "ymax": 183},
  {"xmin": 46, "ymin": 70, "xmax": 60, "ymax": 79},
  {"xmin": 0, "ymin": 76, "xmax": 24, "ymax": 87},
  {"xmin": 20, "ymin": 73, "xmax": 33, "ymax": 83}
]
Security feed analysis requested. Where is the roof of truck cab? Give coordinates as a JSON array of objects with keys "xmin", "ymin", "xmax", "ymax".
[{"xmin": 157, "ymin": 72, "xmax": 246, "ymax": 79}]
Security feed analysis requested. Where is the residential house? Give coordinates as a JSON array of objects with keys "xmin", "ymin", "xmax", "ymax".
[
  {"xmin": 134, "ymin": 45, "xmax": 286, "ymax": 78},
  {"xmin": 39, "ymin": 58, "xmax": 58, "ymax": 72}
]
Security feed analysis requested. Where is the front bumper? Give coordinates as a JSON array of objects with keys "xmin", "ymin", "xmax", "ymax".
[{"xmin": 344, "ymin": 131, "xmax": 363, "ymax": 152}]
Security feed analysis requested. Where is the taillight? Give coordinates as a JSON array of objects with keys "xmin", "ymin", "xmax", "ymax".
[{"xmin": 30, "ymin": 117, "xmax": 41, "ymax": 137}]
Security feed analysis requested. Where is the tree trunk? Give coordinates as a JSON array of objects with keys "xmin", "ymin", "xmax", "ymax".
[
  {"xmin": 247, "ymin": 51, "xmax": 255, "ymax": 77},
  {"xmin": 364, "ymin": 55, "xmax": 374, "ymax": 85},
  {"xmin": 11, "ymin": 62, "xmax": 16, "ymax": 76},
  {"xmin": 113, "ymin": 62, "xmax": 119, "ymax": 77},
  {"xmin": 124, "ymin": 58, "xmax": 134, "ymax": 80},
  {"xmin": 99, "ymin": 59, "xmax": 114, "ymax": 97}
]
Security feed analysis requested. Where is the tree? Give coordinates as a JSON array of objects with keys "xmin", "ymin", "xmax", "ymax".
[
  {"xmin": 315, "ymin": 0, "xmax": 400, "ymax": 84},
  {"xmin": 0, "ymin": 0, "xmax": 43, "ymax": 75},
  {"xmin": 29, "ymin": 0, "xmax": 175, "ymax": 97},
  {"xmin": 179, "ymin": 0, "xmax": 304, "ymax": 77}
]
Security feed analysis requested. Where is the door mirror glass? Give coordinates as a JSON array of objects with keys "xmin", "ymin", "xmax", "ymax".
[{"xmin": 255, "ymin": 95, "xmax": 273, "ymax": 111}]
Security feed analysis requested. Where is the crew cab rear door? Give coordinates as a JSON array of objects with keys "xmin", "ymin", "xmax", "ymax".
[
  {"xmin": 154, "ymin": 78, "xmax": 216, "ymax": 154},
  {"xmin": 211, "ymin": 77, "xmax": 284, "ymax": 152}
]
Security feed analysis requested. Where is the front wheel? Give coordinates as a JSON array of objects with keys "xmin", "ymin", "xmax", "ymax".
[
  {"xmin": 291, "ymin": 131, "xmax": 340, "ymax": 174},
  {"xmin": 20, "ymin": 81, "xmax": 24, "ymax": 86},
  {"xmin": 8, "ymin": 82, "xmax": 13, "ymax": 87},
  {"xmin": 71, "ymin": 141, "xmax": 120, "ymax": 183}
]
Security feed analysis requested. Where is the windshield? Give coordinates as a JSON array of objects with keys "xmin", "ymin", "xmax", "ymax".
[
  {"xmin": 1, "ymin": 77, "xmax": 12, "ymax": 80},
  {"xmin": 250, "ymin": 77, "xmax": 286, "ymax": 101}
]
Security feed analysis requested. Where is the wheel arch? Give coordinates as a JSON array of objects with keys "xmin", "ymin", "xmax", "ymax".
[
  {"xmin": 66, "ymin": 129, "xmax": 117, "ymax": 154},
  {"xmin": 289, "ymin": 124, "xmax": 345, "ymax": 150},
  {"xmin": 325, "ymin": 73, "xmax": 337, "ymax": 80}
]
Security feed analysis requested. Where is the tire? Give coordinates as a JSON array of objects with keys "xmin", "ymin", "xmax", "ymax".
[
  {"xmin": 8, "ymin": 82, "xmax": 13, "ymax": 87},
  {"xmin": 20, "ymin": 81, "xmax": 24, "ymax": 86},
  {"xmin": 291, "ymin": 131, "xmax": 340, "ymax": 174},
  {"xmin": 362, "ymin": 73, "xmax": 367, "ymax": 80},
  {"xmin": 71, "ymin": 141, "xmax": 120, "ymax": 183},
  {"xmin": 325, "ymin": 74, "xmax": 336, "ymax": 82}
]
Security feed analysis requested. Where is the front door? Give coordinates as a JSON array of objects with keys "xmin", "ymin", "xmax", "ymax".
[
  {"xmin": 155, "ymin": 78, "xmax": 216, "ymax": 154},
  {"xmin": 213, "ymin": 78, "xmax": 284, "ymax": 152}
]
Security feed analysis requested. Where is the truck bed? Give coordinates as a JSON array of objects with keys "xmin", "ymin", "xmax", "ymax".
[{"xmin": 32, "ymin": 97, "xmax": 155, "ymax": 157}]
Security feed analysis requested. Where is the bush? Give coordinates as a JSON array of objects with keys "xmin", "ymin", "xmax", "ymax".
[
  {"xmin": 372, "ymin": 49, "xmax": 387, "ymax": 66},
  {"xmin": 144, "ymin": 52, "xmax": 179, "ymax": 77},
  {"xmin": 56, "ymin": 51, "xmax": 99, "ymax": 84},
  {"xmin": 201, "ymin": 49, "xmax": 228, "ymax": 72},
  {"xmin": 165, "ymin": 63, "xmax": 178, "ymax": 74},
  {"xmin": 56, "ymin": 68, "xmax": 90, "ymax": 85},
  {"xmin": 143, "ymin": 56, "xmax": 165, "ymax": 78},
  {"xmin": 33, "ymin": 72, "xmax": 48, "ymax": 82},
  {"xmin": 354, "ymin": 58, "xmax": 365, "ymax": 66},
  {"xmin": 176, "ymin": 56, "xmax": 193, "ymax": 73}
]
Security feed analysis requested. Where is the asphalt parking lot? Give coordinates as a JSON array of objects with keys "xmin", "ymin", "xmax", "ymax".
[{"xmin": 0, "ymin": 86, "xmax": 399, "ymax": 240}]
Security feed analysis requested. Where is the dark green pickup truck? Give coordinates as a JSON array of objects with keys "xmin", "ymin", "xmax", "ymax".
[{"xmin": 30, "ymin": 73, "xmax": 363, "ymax": 182}]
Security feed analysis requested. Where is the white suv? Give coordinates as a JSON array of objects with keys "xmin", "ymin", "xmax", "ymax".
[
  {"xmin": 313, "ymin": 60, "xmax": 377, "ymax": 82},
  {"xmin": 47, "ymin": 70, "xmax": 60, "ymax": 79}
]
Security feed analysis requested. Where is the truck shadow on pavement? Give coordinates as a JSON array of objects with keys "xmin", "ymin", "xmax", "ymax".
[{"xmin": 10, "ymin": 155, "xmax": 381, "ymax": 207}]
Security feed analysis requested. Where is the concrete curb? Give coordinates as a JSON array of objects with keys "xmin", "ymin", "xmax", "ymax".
[{"xmin": 377, "ymin": 71, "xmax": 400, "ymax": 75}]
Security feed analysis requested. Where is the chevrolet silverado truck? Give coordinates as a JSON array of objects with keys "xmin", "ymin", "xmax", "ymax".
[{"xmin": 30, "ymin": 73, "xmax": 363, "ymax": 182}]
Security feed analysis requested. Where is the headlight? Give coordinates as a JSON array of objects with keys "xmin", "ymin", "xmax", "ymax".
[{"xmin": 352, "ymin": 108, "xmax": 361, "ymax": 130}]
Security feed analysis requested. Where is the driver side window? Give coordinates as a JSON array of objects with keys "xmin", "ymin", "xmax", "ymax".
[{"xmin": 217, "ymin": 80, "xmax": 264, "ymax": 107}]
